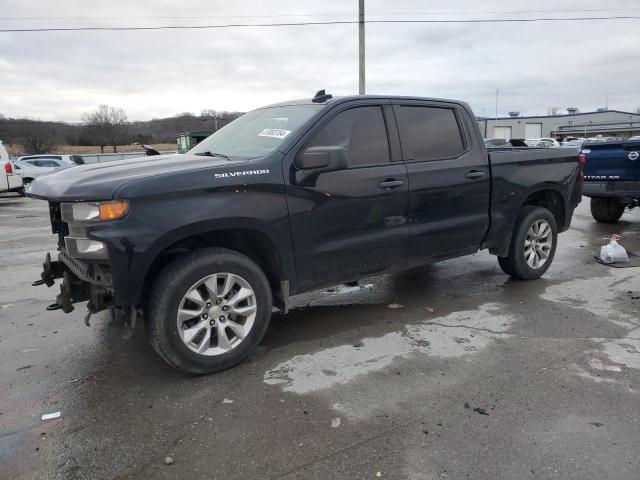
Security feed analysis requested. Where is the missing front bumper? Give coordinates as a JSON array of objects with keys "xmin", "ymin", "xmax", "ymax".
[{"xmin": 33, "ymin": 252, "xmax": 113, "ymax": 314}]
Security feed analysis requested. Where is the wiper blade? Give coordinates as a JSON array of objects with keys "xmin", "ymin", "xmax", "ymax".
[{"xmin": 194, "ymin": 151, "xmax": 229, "ymax": 159}]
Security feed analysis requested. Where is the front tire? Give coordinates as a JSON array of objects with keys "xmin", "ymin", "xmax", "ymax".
[
  {"xmin": 498, "ymin": 205, "xmax": 558, "ymax": 280},
  {"xmin": 146, "ymin": 247, "xmax": 272, "ymax": 374},
  {"xmin": 590, "ymin": 197, "xmax": 624, "ymax": 223}
]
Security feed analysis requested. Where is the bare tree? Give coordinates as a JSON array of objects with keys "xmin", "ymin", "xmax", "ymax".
[
  {"xmin": 636, "ymin": 106, "xmax": 640, "ymax": 114},
  {"xmin": 82, "ymin": 105, "xmax": 129, "ymax": 153},
  {"xmin": 19, "ymin": 122, "xmax": 57, "ymax": 154},
  {"xmin": 547, "ymin": 106, "xmax": 561, "ymax": 116}
]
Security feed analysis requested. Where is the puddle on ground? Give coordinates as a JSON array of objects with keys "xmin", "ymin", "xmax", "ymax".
[
  {"xmin": 542, "ymin": 270, "xmax": 640, "ymax": 377},
  {"xmin": 541, "ymin": 272, "xmax": 637, "ymax": 328},
  {"xmin": 264, "ymin": 303, "xmax": 513, "ymax": 395}
]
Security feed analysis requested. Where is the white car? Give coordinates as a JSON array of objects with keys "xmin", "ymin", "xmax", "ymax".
[
  {"xmin": 525, "ymin": 137, "xmax": 560, "ymax": 148},
  {"xmin": 1, "ymin": 141, "xmax": 23, "ymax": 195},
  {"xmin": 12, "ymin": 154, "xmax": 84, "ymax": 189},
  {"xmin": 561, "ymin": 138, "xmax": 588, "ymax": 147}
]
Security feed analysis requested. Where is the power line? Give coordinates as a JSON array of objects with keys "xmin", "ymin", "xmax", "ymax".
[
  {"xmin": 1, "ymin": 16, "xmax": 639, "ymax": 33},
  {"xmin": 2, "ymin": 8, "xmax": 640, "ymax": 20}
]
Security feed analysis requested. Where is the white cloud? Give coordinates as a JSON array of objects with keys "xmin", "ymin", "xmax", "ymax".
[{"xmin": 0, "ymin": 0, "xmax": 639, "ymax": 121}]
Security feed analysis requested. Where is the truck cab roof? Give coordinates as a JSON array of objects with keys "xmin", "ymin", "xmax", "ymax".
[{"xmin": 262, "ymin": 93, "xmax": 468, "ymax": 109}]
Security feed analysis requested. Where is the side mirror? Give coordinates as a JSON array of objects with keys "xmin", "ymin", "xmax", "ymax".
[
  {"xmin": 142, "ymin": 144, "xmax": 161, "ymax": 156},
  {"xmin": 296, "ymin": 146, "xmax": 347, "ymax": 173}
]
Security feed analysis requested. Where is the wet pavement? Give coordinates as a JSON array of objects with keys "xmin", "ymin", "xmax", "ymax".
[{"xmin": 1, "ymin": 195, "xmax": 639, "ymax": 480}]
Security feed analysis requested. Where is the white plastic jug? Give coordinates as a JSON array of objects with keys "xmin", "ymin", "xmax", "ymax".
[{"xmin": 600, "ymin": 234, "xmax": 629, "ymax": 264}]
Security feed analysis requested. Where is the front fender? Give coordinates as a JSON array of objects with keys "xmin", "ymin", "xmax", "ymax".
[{"xmin": 89, "ymin": 188, "xmax": 293, "ymax": 306}]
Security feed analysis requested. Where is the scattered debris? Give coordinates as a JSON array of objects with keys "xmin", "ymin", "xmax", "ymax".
[
  {"xmin": 0, "ymin": 303, "xmax": 13, "ymax": 309},
  {"xmin": 21, "ymin": 349, "xmax": 36, "ymax": 353},
  {"xmin": 41, "ymin": 411, "xmax": 61, "ymax": 421},
  {"xmin": 589, "ymin": 357, "xmax": 622, "ymax": 372},
  {"xmin": 473, "ymin": 407, "xmax": 490, "ymax": 416},
  {"xmin": 330, "ymin": 417, "xmax": 341, "ymax": 428},
  {"xmin": 387, "ymin": 303, "xmax": 404, "ymax": 309},
  {"xmin": 376, "ymin": 472, "xmax": 382, "ymax": 478},
  {"xmin": 464, "ymin": 402, "xmax": 470, "ymax": 409},
  {"xmin": 422, "ymin": 429, "xmax": 429, "ymax": 435},
  {"xmin": 164, "ymin": 456, "xmax": 174, "ymax": 465},
  {"xmin": 425, "ymin": 307, "xmax": 435, "ymax": 313},
  {"xmin": 222, "ymin": 398, "xmax": 234, "ymax": 404},
  {"xmin": 353, "ymin": 340, "xmax": 364, "ymax": 348},
  {"xmin": 16, "ymin": 365, "xmax": 32, "ymax": 371},
  {"xmin": 589, "ymin": 422, "xmax": 604, "ymax": 427}
]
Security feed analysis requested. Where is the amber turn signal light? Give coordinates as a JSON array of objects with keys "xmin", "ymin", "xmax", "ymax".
[{"xmin": 99, "ymin": 200, "xmax": 129, "ymax": 221}]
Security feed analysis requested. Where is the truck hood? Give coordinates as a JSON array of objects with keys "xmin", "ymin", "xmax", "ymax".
[{"xmin": 27, "ymin": 153, "xmax": 246, "ymax": 201}]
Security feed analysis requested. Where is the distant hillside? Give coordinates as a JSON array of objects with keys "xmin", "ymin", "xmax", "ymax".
[{"xmin": 0, "ymin": 111, "xmax": 243, "ymax": 154}]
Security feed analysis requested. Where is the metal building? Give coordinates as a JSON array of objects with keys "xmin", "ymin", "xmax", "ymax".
[{"xmin": 477, "ymin": 108, "xmax": 640, "ymax": 141}]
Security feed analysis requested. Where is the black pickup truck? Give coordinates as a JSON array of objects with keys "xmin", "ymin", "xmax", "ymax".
[{"xmin": 28, "ymin": 92, "xmax": 583, "ymax": 374}]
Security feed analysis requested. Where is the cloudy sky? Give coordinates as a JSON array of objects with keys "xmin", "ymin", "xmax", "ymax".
[{"xmin": 1, "ymin": 0, "xmax": 639, "ymax": 122}]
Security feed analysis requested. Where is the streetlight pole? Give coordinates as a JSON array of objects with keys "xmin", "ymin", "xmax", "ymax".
[{"xmin": 359, "ymin": 0, "xmax": 365, "ymax": 95}]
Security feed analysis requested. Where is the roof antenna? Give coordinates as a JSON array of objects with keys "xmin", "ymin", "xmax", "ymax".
[{"xmin": 312, "ymin": 89, "xmax": 332, "ymax": 103}]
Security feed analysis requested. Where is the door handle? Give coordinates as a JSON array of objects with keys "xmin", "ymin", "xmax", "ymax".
[
  {"xmin": 378, "ymin": 179, "xmax": 404, "ymax": 189},
  {"xmin": 465, "ymin": 170, "xmax": 485, "ymax": 179}
]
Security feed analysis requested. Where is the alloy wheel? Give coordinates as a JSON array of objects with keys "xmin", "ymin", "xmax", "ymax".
[
  {"xmin": 524, "ymin": 219, "xmax": 553, "ymax": 269},
  {"xmin": 176, "ymin": 273, "xmax": 257, "ymax": 356}
]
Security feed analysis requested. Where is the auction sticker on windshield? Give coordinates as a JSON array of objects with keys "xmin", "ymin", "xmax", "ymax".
[{"xmin": 258, "ymin": 128, "xmax": 291, "ymax": 139}]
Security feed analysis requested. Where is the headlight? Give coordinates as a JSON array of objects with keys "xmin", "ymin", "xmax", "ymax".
[{"xmin": 61, "ymin": 200, "xmax": 129, "ymax": 223}]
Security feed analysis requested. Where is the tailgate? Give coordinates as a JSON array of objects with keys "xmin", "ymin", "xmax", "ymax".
[{"xmin": 583, "ymin": 141, "xmax": 640, "ymax": 181}]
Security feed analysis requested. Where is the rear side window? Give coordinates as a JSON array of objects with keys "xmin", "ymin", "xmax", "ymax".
[
  {"xmin": 395, "ymin": 106, "xmax": 465, "ymax": 161},
  {"xmin": 306, "ymin": 106, "xmax": 390, "ymax": 167},
  {"xmin": 35, "ymin": 160, "xmax": 60, "ymax": 167},
  {"xmin": 71, "ymin": 155, "xmax": 85, "ymax": 165}
]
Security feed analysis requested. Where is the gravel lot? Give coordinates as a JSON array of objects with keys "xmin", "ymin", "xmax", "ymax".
[{"xmin": 1, "ymin": 195, "xmax": 639, "ymax": 480}]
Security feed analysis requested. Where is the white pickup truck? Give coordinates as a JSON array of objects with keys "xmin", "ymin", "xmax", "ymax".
[{"xmin": 0, "ymin": 141, "xmax": 23, "ymax": 195}]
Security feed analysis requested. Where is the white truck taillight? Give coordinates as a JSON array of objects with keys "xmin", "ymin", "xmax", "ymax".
[{"xmin": 4, "ymin": 162, "xmax": 13, "ymax": 175}]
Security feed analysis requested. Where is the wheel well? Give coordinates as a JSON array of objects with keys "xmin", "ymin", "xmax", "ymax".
[
  {"xmin": 522, "ymin": 190, "xmax": 565, "ymax": 228},
  {"xmin": 142, "ymin": 229, "xmax": 284, "ymax": 306}
]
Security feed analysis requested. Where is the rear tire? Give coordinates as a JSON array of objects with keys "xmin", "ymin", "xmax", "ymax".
[
  {"xmin": 590, "ymin": 197, "xmax": 625, "ymax": 223},
  {"xmin": 498, "ymin": 205, "xmax": 558, "ymax": 280},
  {"xmin": 146, "ymin": 247, "xmax": 272, "ymax": 374}
]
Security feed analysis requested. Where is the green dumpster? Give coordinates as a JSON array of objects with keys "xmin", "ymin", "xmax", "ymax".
[{"xmin": 177, "ymin": 131, "xmax": 212, "ymax": 154}]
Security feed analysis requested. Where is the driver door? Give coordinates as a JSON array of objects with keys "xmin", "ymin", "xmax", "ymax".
[{"xmin": 284, "ymin": 103, "xmax": 409, "ymax": 289}]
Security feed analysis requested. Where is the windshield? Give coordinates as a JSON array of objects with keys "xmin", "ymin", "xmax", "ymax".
[{"xmin": 188, "ymin": 104, "xmax": 323, "ymax": 159}]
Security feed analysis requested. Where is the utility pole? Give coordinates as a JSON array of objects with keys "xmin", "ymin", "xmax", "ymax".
[
  {"xmin": 358, "ymin": 0, "xmax": 365, "ymax": 95},
  {"xmin": 494, "ymin": 89, "xmax": 499, "ymax": 138}
]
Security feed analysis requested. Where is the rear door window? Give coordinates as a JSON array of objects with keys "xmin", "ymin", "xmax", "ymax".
[
  {"xmin": 35, "ymin": 160, "xmax": 60, "ymax": 167},
  {"xmin": 395, "ymin": 106, "xmax": 465, "ymax": 161},
  {"xmin": 305, "ymin": 106, "xmax": 390, "ymax": 167}
]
